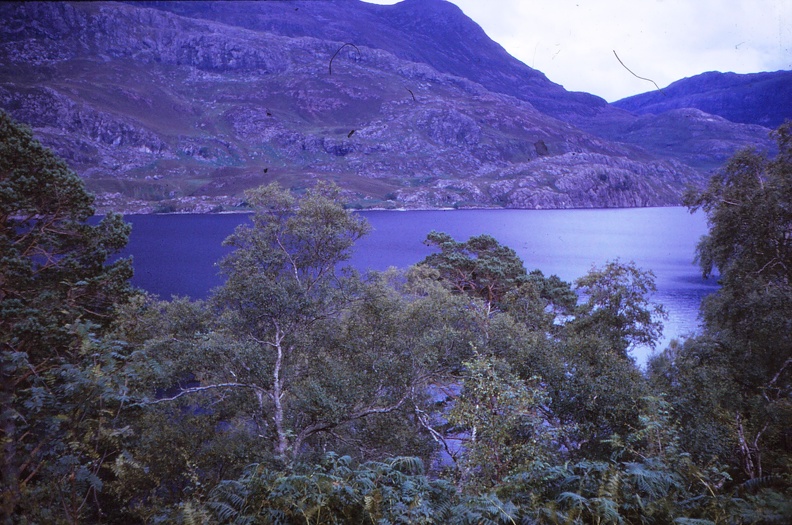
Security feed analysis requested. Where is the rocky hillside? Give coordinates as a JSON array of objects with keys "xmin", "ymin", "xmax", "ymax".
[
  {"xmin": 612, "ymin": 70, "xmax": 792, "ymax": 128},
  {"xmin": 0, "ymin": 0, "xmax": 774, "ymax": 212}
]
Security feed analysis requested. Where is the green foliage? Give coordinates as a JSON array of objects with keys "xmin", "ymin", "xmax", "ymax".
[
  {"xmin": 549, "ymin": 332, "xmax": 651, "ymax": 460},
  {"xmin": 196, "ymin": 401, "xmax": 780, "ymax": 524},
  {"xmin": 501, "ymin": 269, "xmax": 577, "ymax": 332},
  {"xmin": 651, "ymin": 122, "xmax": 792, "ymax": 484},
  {"xmin": 420, "ymin": 232, "xmax": 530, "ymax": 309},
  {"xmin": 0, "ymin": 111, "xmax": 133, "ymax": 359},
  {"xmin": 683, "ymin": 123, "xmax": 792, "ymax": 383},
  {"xmin": 496, "ymin": 398, "xmax": 740, "ymax": 524},
  {"xmin": 119, "ymin": 183, "xmax": 481, "ymax": 512},
  {"xmin": 572, "ymin": 259, "xmax": 667, "ymax": 355},
  {"xmin": 221, "ymin": 181, "xmax": 370, "ymax": 284},
  {"xmin": 498, "ymin": 260, "xmax": 661, "ymax": 461},
  {"xmin": 107, "ymin": 296, "xmax": 267, "ymax": 521},
  {"xmin": 206, "ymin": 454, "xmax": 457, "ymax": 524},
  {"xmin": 686, "ymin": 123, "xmax": 792, "ymax": 285},
  {"xmin": 211, "ymin": 182, "xmax": 373, "ymax": 459},
  {"xmin": 6, "ymin": 121, "xmax": 790, "ymax": 521},
  {"xmin": 0, "ymin": 111, "xmax": 134, "ymax": 521},
  {"xmin": 419, "ymin": 234, "xmax": 663, "ymax": 464},
  {"xmin": 448, "ymin": 354, "xmax": 557, "ymax": 490},
  {"xmin": 648, "ymin": 337, "xmax": 742, "ymax": 469}
]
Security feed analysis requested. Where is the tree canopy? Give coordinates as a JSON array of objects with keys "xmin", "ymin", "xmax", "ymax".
[
  {"xmin": 651, "ymin": 121, "xmax": 792, "ymax": 485},
  {"xmin": 420, "ymin": 231, "xmax": 529, "ymax": 310},
  {"xmin": 4, "ymin": 111, "xmax": 791, "ymax": 522},
  {"xmin": 1, "ymin": 111, "xmax": 133, "ymax": 522}
]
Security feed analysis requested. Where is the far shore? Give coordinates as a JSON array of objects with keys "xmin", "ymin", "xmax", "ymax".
[{"xmin": 93, "ymin": 203, "xmax": 686, "ymax": 217}]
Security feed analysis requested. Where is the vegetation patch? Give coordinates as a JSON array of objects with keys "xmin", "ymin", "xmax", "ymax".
[{"xmin": 2, "ymin": 112, "xmax": 791, "ymax": 523}]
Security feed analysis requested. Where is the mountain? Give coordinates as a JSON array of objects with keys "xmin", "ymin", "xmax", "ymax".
[
  {"xmin": 612, "ymin": 70, "xmax": 792, "ymax": 128},
  {"xmin": 124, "ymin": 0, "xmax": 607, "ymax": 119},
  {"xmin": 0, "ymin": 0, "xmax": 774, "ymax": 213}
]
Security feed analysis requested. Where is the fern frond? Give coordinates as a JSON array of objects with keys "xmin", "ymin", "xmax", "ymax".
[
  {"xmin": 182, "ymin": 501, "xmax": 213, "ymax": 525},
  {"xmin": 736, "ymin": 475, "xmax": 784, "ymax": 495},
  {"xmin": 590, "ymin": 496, "xmax": 620, "ymax": 524},
  {"xmin": 557, "ymin": 491, "xmax": 588, "ymax": 509},
  {"xmin": 388, "ymin": 455, "xmax": 425, "ymax": 475}
]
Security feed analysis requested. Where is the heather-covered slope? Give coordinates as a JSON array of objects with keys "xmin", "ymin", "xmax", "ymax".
[
  {"xmin": 612, "ymin": 70, "xmax": 792, "ymax": 128},
  {"xmin": 0, "ymin": 1, "xmax": 773, "ymax": 212},
  {"xmin": 128, "ymin": 0, "xmax": 607, "ymax": 118}
]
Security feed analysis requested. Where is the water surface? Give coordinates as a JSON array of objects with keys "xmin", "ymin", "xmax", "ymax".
[{"xmin": 118, "ymin": 207, "xmax": 718, "ymax": 365}]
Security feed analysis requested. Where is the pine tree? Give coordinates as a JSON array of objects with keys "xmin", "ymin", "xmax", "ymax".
[{"xmin": 1, "ymin": 111, "xmax": 133, "ymax": 521}]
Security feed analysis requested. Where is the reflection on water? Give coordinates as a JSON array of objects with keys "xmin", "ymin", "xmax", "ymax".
[{"xmin": 118, "ymin": 207, "xmax": 718, "ymax": 366}]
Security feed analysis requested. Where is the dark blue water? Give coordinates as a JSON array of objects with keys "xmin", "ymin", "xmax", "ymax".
[{"xmin": 117, "ymin": 207, "xmax": 718, "ymax": 364}]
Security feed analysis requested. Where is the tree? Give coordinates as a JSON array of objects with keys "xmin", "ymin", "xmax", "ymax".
[
  {"xmin": 501, "ymin": 269, "xmax": 577, "ymax": 333},
  {"xmin": 0, "ymin": 111, "xmax": 133, "ymax": 521},
  {"xmin": 128, "ymin": 183, "xmax": 471, "ymax": 476},
  {"xmin": 447, "ymin": 354, "xmax": 556, "ymax": 491},
  {"xmin": 648, "ymin": 337, "xmax": 744, "ymax": 470},
  {"xmin": 685, "ymin": 123, "xmax": 792, "ymax": 399},
  {"xmin": 212, "ymin": 182, "xmax": 373, "ymax": 460},
  {"xmin": 420, "ymin": 232, "xmax": 529, "ymax": 311},
  {"xmin": 420, "ymin": 236, "xmax": 663, "ymax": 462},
  {"xmin": 651, "ymin": 122, "xmax": 792, "ymax": 482},
  {"xmin": 104, "ymin": 295, "xmax": 269, "ymax": 522},
  {"xmin": 571, "ymin": 260, "xmax": 666, "ymax": 357},
  {"xmin": 535, "ymin": 261, "xmax": 666, "ymax": 459}
]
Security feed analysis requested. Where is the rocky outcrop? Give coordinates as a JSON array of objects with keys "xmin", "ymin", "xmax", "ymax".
[{"xmin": 0, "ymin": 1, "xmax": 774, "ymax": 213}]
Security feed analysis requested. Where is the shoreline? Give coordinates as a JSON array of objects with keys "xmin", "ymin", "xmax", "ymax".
[{"xmin": 95, "ymin": 203, "xmax": 687, "ymax": 217}]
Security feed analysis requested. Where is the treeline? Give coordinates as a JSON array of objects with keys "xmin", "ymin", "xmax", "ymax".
[{"xmin": 2, "ymin": 110, "xmax": 790, "ymax": 523}]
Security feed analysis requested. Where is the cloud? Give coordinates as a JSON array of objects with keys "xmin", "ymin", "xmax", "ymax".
[{"xmin": 364, "ymin": 0, "xmax": 791, "ymax": 101}]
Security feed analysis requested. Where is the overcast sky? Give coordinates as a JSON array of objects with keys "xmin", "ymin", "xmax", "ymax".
[{"xmin": 363, "ymin": 0, "xmax": 792, "ymax": 102}]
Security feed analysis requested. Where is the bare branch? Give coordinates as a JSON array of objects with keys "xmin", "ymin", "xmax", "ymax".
[
  {"xmin": 274, "ymin": 232, "xmax": 302, "ymax": 287},
  {"xmin": 768, "ymin": 357, "xmax": 792, "ymax": 388},
  {"xmin": 132, "ymin": 382, "xmax": 267, "ymax": 407},
  {"xmin": 291, "ymin": 390, "xmax": 414, "ymax": 457},
  {"xmin": 414, "ymin": 404, "xmax": 456, "ymax": 465},
  {"xmin": 347, "ymin": 391, "xmax": 411, "ymax": 421},
  {"xmin": 763, "ymin": 357, "xmax": 792, "ymax": 402}
]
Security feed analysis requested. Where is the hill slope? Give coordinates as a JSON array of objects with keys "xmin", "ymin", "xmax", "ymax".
[
  {"xmin": 0, "ymin": 0, "xmax": 774, "ymax": 212},
  {"xmin": 612, "ymin": 70, "xmax": 792, "ymax": 128}
]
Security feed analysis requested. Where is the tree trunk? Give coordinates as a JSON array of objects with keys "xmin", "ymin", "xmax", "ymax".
[
  {"xmin": 736, "ymin": 415, "xmax": 763, "ymax": 479},
  {"xmin": 272, "ymin": 327, "xmax": 288, "ymax": 459},
  {"xmin": 1, "ymin": 387, "xmax": 19, "ymax": 523}
]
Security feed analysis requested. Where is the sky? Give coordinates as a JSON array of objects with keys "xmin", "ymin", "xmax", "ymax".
[{"xmin": 363, "ymin": 0, "xmax": 792, "ymax": 102}]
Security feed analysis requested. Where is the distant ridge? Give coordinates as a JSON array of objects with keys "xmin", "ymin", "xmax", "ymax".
[{"xmin": 612, "ymin": 70, "xmax": 792, "ymax": 128}]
